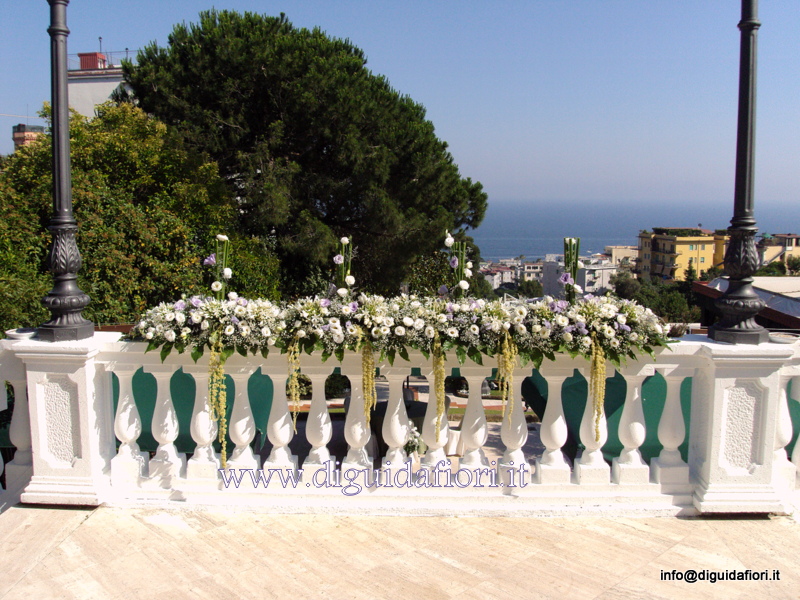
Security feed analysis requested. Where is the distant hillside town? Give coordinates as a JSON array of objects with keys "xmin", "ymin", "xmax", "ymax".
[{"xmin": 479, "ymin": 227, "xmax": 800, "ymax": 299}]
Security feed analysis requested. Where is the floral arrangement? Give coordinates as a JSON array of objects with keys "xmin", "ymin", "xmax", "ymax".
[{"xmin": 130, "ymin": 233, "xmax": 670, "ymax": 457}]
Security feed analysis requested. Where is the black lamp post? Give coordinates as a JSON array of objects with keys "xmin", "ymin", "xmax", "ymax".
[
  {"xmin": 709, "ymin": 0, "xmax": 768, "ymax": 344},
  {"xmin": 38, "ymin": 0, "xmax": 94, "ymax": 342}
]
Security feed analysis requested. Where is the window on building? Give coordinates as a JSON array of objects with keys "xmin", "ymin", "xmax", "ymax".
[
  {"xmin": 689, "ymin": 244, "xmax": 694, "ymax": 251},
  {"xmin": 700, "ymin": 257, "xmax": 705, "ymax": 263},
  {"xmin": 701, "ymin": 244, "xmax": 706, "ymax": 250}
]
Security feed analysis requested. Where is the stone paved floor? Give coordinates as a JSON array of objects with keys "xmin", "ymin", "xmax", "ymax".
[{"xmin": 1, "ymin": 497, "xmax": 799, "ymax": 600}]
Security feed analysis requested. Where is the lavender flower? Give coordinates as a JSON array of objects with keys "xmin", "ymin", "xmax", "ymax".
[
  {"xmin": 333, "ymin": 254, "xmax": 344, "ymax": 265},
  {"xmin": 203, "ymin": 253, "xmax": 216, "ymax": 266},
  {"xmin": 558, "ymin": 272, "xmax": 574, "ymax": 286},
  {"xmin": 450, "ymin": 256, "xmax": 459, "ymax": 269}
]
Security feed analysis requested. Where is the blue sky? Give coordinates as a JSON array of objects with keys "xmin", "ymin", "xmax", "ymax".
[{"xmin": 1, "ymin": 1, "xmax": 798, "ymax": 224}]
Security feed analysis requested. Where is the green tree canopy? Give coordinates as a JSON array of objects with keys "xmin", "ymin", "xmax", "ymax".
[
  {"xmin": 0, "ymin": 103, "xmax": 279, "ymax": 332},
  {"xmin": 121, "ymin": 10, "xmax": 487, "ymax": 295}
]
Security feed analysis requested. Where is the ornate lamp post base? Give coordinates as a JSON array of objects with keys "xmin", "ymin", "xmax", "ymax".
[{"xmin": 708, "ymin": 282, "xmax": 769, "ymax": 344}]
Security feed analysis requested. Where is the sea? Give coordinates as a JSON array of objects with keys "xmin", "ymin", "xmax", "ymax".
[{"xmin": 470, "ymin": 199, "xmax": 800, "ymax": 262}]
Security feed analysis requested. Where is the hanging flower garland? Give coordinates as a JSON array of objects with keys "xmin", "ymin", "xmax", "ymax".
[{"xmin": 589, "ymin": 332, "xmax": 606, "ymax": 442}]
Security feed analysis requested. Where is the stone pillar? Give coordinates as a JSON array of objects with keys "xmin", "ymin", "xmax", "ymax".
[
  {"xmin": 690, "ymin": 342, "xmax": 795, "ymax": 513},
  {"xmin": 9, "ymin": 333, "xmax": 116, "ymax": 505}
]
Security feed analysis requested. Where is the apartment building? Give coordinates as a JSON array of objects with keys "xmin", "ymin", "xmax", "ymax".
[{"xmin": 637, "ymin": 228, "xmax": 727, "ymax": 281}]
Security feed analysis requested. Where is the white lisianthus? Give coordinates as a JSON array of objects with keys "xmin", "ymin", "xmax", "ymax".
[
  {"xmin": 437, "ymin": 314, "xmax": 447, "ymax": 323},
  {"xmin": 577, "ymin": 261, "xmax": 585, "ymax": 269},
  {"xmin": 425, "ymin": 326, "xmax": 435, "ymax": 338},
  {"xmin": 380, "ymin": 326, "xmax": 391, "ymax": 336},
  {"xmin": 629, "ymin": 332, "xmax": 639, "ymax": 342},
  {"xmin": 201, "ymin": 320, "xmax": 210, "ymax": 331},
  {"xmin": 617, "ymin": 315, "xmax": 627, "ymax": 325},
  {"xmin": 174, "ymin": 312, "xmax": 186, "ymax": 325},
  {"xmin": 395, "ymin": 326, "xmax": 406, "ymax": 336},
  {"xmin": 573, "ymin": 284, "xmax": 583, "ymax": 294},
  {"xmin": 223, "ymin": 267, "xmax": 233, "ymax": 280},
  {"xmin": 414, "ymin": 318, "xmax": 425, "ymax": 330},
  {"xmin": 333, "ymin": 334, "xmax": 344, "ymax": 344},
  {"xmin": 515, "ymin": 324, "xmax": 527, "ymax": 334},
  {"xmin": 165, "ymin": 312, "xmax": 175, "ymax": 322},
  {"xmin": 603, "ymin": 325, "xmax": 616, "ymax": 338},
  {"xmin": 444, "ymin": 231, "xmax": 454, "ymax": 247},
  {"xmin": 261, "ymin": 326, "xmax": 271, "ymax": 337},
  {"xmin": 190, "ymin": 312, "xmax": 202, "ymax": 324},
  {"xmin": 228, "ymin": 292, "xmax": 238, "ymax": 300},
  {"xmin": 402, "ymin": 316, "xmax": 414, "ymax": 327},
  {"xmin": 464, "ymin": 268, "xmax": 473, "ymax": 278},
  {"xmin": 458, "ymin": 280, "xmax": 469, "ymax": 290},
  {"xmin": 296, "ymin": 329, "xmax": 306, "ymax": 338},
  {"xmin": 610, "ymin": 338, "xmax": 620, "ymax": 348},
  {"xmin": 145, "ymin": 331, "xmax": 154, "ymax": 340},
  {"xmin": 216, "ymin": 234, "xmax": 229, "ymax": 242},
  {"xmin": 466, "ymin": 261, "xmax": 473, "ymax": 269},
  {"xmin": 447, "ymin": 327, "xmax": 459, "ymax": 338},
  {"xmin": 531, "ymin": 324, "xmax": 542, "ymax": 333},
  {"xmin": 224, "ymin": 325, "xmax": 235, "ymax": 336},
  {"xmin": 240, "ymin": 325, "xmax": 251, "ymax": 336},
  {"xmin": 562, "ymin": 332, "xmax": 573, "ymax": 342},
  {"xmin": 502, "ymin": 322, "xmax": 511, "ymax": 330},
  {"xmin": 469, "ymin": 324, "xmax": 480, "ymax": 335},
  {"xmin": 371, "ymin": 327, "xmax": 382, "ymax": 338},
  {"xmin": 581, "ymin": 336, "xmax": 592, "ymax": 347},
  {"xmin": 234, "ymin": 305, "xmax": 246, "ymax": 317},
  {"xmin": 340, "ymin": 237, "xmax": 349, "ymax": 245},
  {"xmin": 337, "ymin": 288, "xmax": 348, "ymax": 298},
  {"xmin": 164, "ymin": 330, "xmax": 176, "ymax": 342},
  {"xmin": 490, "ymin": 321, "xmax": 501, "ymax": 333},
  {"xmin": 345, "ymin": 275, "xmax": 355, "ymax": 286},
  {"xmin": 555, "ymin": 315, "xmax": 569, "ymax": 327},
  {"xmin": 342, "ymin": 305, "xmax": 352, "ymax": 314}
]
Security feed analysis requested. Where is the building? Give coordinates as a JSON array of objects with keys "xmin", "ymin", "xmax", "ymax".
[
  {"xmin": 758, "ymin": 234, "xmax": 800, "ymax": 267},
  {"xmin": 11, "ymin": 124, "xmax": 44, "ymax": 150},
  {"xmin": 604, "ymin": 245, "xmax": 637, "ymax": 270},
  {"xmin": 518, "ymin": 261, "xmax": 544, "ymax": 283},
  {"xmin": 637, "ymin": 228, "xmax": 727, "ymax": 281},
  {"xmin": 542, "ymin": 256, "xmax": 619, "ymax": 297},
  {"xmin": 67, "ymin": 52, "xmax": 126, "ymax": 117}
]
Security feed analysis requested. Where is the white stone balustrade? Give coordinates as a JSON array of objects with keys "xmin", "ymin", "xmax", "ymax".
[{"xmin": 0, "ymin": 333, "xmax": 797, "ymax": 516}]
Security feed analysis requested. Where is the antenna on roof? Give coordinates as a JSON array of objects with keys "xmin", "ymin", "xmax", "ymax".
[{"xmin": 99, "ymin": 36, "xmax": 103, "ymax": 53}]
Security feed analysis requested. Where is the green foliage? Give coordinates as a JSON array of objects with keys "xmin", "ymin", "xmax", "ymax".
[
  {"xmin": 755, "ymin": 261, "xmax": 787, "ymax": 276},
  {"xmin": 699, "ymin": 265, "xmax": 723, "ymax": 281},
  {"xmin": 517, "ymin": 279, "xmax": 544, "ymax": 299},
  {"xmin": 609, "ymin": 271, "xmax": 641, "ymax": 300},
  {"xmin": 0, "ymin": 103, "xmax": 280, "ymax": 332},
  {"xmin": 787, "ymin": 256, "xmax": 800, "ymax": 275},
  {"xmin": 406, "ymin": 251, "xmax": 451, "ymax": 296},
  {"xmin": 471, "ymin": 273, "xmax": 497, "ymax": 300},
  {"xmin": 122, "ymin": 9, "xmax": 487, "ymax": 294}
]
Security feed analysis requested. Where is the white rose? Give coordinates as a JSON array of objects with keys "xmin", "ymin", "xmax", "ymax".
[
  {"xmin": 201, "ymin": 320, "xmax": 210, "ymax": 331},
  {"xmin": 617, "ymin": 315, "xmax": 627, "ymax": 325},
  {"xmin": 466, "ymin": 261, "xmax": 473, "ymax": 269},
  {"xmin": 464, "ymin": 268, "xmax": 473, "ymax": 278},
  {"xmin": 261, "ymin": 327, "xmax": 271, "ymax": 337},
  {"xmin": 296, "ymin": 329, "xmax": 306, "ymax": 338},
  {"xmin": 444, "ymin": 233, "xmax": 454, "ymax": 248},
  {"xmin": 414, "ymin": 318, "xmax": 425, "ymax": 330},
  {"xmin": 228, "ymin": 292, "xmax": 238, "ymax": 300},
  {"xmin": 340, "ymin": 237, "xmax": 350, "ymax": 245},
  {"xmin": 458, "ymin": 280, "xmax": 469, "ymax": 290},
  {"xmin": 223, "ymin": 267, "xmax": 233, "ymax": 280},
  {"xmin": 562, "ymin": 332, "xmax": 573, "ymax": 343},
  {"xmin": 216, "ymin": 234, "xmax": 229, "ymax": 242},
  {"xmin": 425, "ymin": 326, "xmax": 435, "ymax": 338},
  {"xmin": 345, "ymin": 275, "xmax": 355, "ymax": 286},
  {"xmin": 174, "ymin": 312, "xmax": 186, "ymax": 325},
  {"xmin": 191, "ymin": 312, "xmax": 202, "ymax": 324},
  {"xmin": 395, "ymin": 326, "xmax": 406, "ymax": 336},
  {"xmin": 337, "ymin": 288, "xmax": 348, "ymax": 297},
  {"xmin": 333, "ymin": 334, "xmax": 345, "ymax": 344},
  {"xmin": 402, "ymin": 317, "xmax": 414, "ymax": 327},
  {"xmin": 145, "ymin": 331, "xmax": 154, "ymax": 340}
]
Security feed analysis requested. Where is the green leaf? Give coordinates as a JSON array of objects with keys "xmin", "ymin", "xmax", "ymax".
[
  {"xmin": 191, "ymin": 345, "xmax": 205, "ymax": 363},
  {"xmin": 159, "ymin": 343, "xmax": 173, "ymax": 363},
  {"xmin": 261, "ymin": 347, "xmax": 270, "ymax": 359},
  {"xmin": 467, "ymin": 346, "xmax": 483, "ymax": 365},
  {"xmin": 398, "ymin": 346, "xmax": 410, "ymax": 362},
  {"xmin": 455, "ymin": 345, "xmax": 467, "ymax": 364},
  {"xmin": 145, "ymin": 341, "xmax": 160, "ymax": 354},
  {"xmin": 335, "ymin": 347, "xmax": 345, "ymax": 362},
  {"xmin": 236, "ymin": 345, "xmax": 248, "ymax": 357},
  {"xmin": 221, "ymin": 346, "xmax": 235, "ymax": 362}
]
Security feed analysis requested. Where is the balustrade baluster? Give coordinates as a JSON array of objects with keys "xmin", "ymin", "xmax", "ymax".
[
  {"xmin": 498, "ymin": 370, "xmax": 530, "ymax": 488},
  {"xmin": 147, "ymin": 369, "xmax": 185, "ymax": 487},
  {"xmin": 7, "ymin": 380, "xmax": 32, "ymax": 468},
  {"xmin": 381, "ymin": 372, "xmax": 410, "ymax": 470},
  {"xmin": 790, "ymin": 376, "xmax": 800, "ymax": 470},
  {"xmin": 573, "ymin": 366, "xmax": 611, "ymax": 484},
  {"xmin": 773, "ymin": 376, "xmax": 796, "ymax": 489},
  {"xmin": 185, "ymin": 371, "xmax": 221, "ymax": 481},
  {"xmin": 612, "ymin": 366, "xmax": 652, "ymax": 484},
  {"xmin": 420, "ymin": 372, "xmax": 449, "ymax": 469},
  {"xmin": 304, "ymin": 373, "xmax": 333, "ymax": 468},
  {"xmin": 459, "ymin": 375, "xmax": 489, "ymax": 468},
  {"xmin": 534, "ymin": 371, "xmax": 571, "ymax": 484},
  {"xmin": 110, "ymin": 367, "xmax": 148, "ymax": 487},
  {"xmin": 650, "ymin": 371, "xmax": 690, "ymax": 487},
  {"xmin": 261, "ymin": 367, "xmax": 298, "ymax": 471},
  {"xmin": 342, "ymin": 371, "xmax": 373, "ymax": 469},
  {"xmin": 227, "ymin": 369, "xmax": 259, "ymax": 471}
]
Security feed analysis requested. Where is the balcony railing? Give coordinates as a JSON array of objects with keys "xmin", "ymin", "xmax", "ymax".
[{"xmin": 1, "ymin": 332, "xmax": 798, "ymax": 515}]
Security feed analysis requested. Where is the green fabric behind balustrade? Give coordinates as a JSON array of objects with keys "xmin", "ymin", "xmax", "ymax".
[
  {"xmin": 111, "ymin": 367, "xmax": 273, "ymax": 454},
  {"xmin": 521, "ymin": 370, "xmax": 693, "ymax": 463}
]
